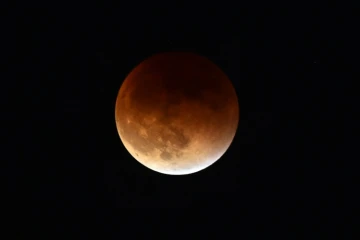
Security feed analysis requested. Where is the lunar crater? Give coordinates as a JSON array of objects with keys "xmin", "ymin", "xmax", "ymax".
[{"xmin": 160, "ymin": 151, "xmax": 173, "ymax": 161}]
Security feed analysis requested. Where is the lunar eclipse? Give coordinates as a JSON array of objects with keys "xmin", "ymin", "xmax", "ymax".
[{"xmin": 115, "ymin": 52, "xmax": 239, "ymax": 175}]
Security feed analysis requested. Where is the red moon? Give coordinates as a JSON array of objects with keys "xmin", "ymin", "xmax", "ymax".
[{"xmin": 115, "ymin": 52, "xmax": 239, "ymax": 175}]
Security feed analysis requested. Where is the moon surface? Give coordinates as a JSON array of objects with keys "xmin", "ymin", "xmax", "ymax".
[{"xmin": 115, "ymin": 52, "xmax": 239, "ymax": 175}]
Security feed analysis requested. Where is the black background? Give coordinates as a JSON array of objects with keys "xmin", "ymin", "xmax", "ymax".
[{"xmin": 3, "ymin": 1, "xmax": 354, "ymax": 238}]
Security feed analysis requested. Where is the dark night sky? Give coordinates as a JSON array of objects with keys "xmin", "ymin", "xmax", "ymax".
[{"xmin": 3, "ymin": 1, "xmax": 354, "ymax": 238}]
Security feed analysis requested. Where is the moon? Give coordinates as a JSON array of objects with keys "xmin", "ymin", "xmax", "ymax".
[{"xmin": 115, "ymin": 52, "xmax": 239, "ymax": 175}]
